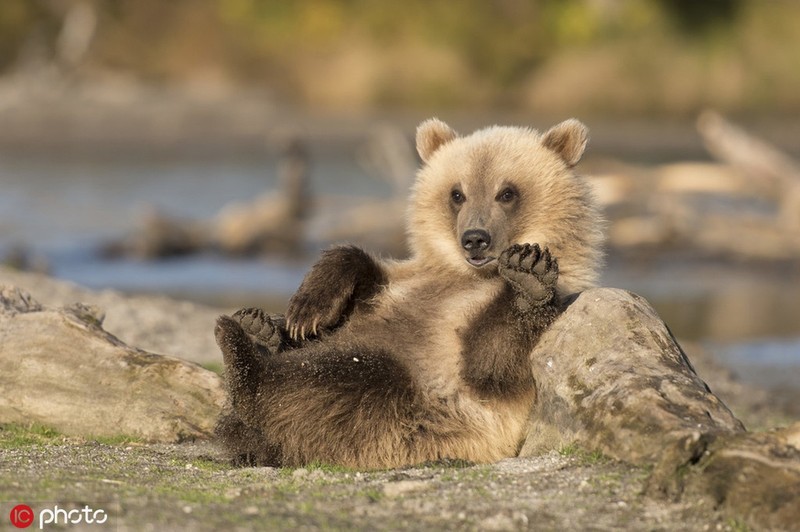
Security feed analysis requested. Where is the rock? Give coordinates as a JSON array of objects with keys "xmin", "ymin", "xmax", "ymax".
[
  {"xmin": 520, "ymin": 287, "xmax": 799, "ymax": 530},
  {"xmin": 0, "ymin": 266, "xmax": 224, "ymax": 365},
  {"xmin": 381, "ymin": 479, "xmax": 429, "ymax": 498},
  {"xmin": 521, "ymin": 287, "xmax": 745, "ymax": 463},
  {"xmin": 676, "ymin": 423, "xmax": 800, "ymax": 531},
  {"xmin": 0, "ymin": 286, "xmax": 225, "ymax": 442}
]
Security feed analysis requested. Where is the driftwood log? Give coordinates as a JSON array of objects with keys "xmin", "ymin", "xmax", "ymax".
[
  {"xmin": 698, "ymin": 110, "xmax": 800, "ymax": 230},
  {"xmin": 102, "ymin": 139, "xmax": 311, "ymax": 259},
  {"xmin": 0, "ymin": 286, "xmax": 225, "ymax": 442},
  {"xmin": 521, "ymin": 287, "xmax": 799, "ymax": 530},
  {"xmin": 594, "ymin": 112, "xmax": 800, "ymax": 260}
]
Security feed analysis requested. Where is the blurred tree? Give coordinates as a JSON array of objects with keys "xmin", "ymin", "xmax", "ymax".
[
  {"xmin": 0, "ymin": 0, "xmax": 799, "ymax": 115},
  {"xmin": 656, "ymin": 0, "xmax": 743, "ymax": 36},
  {"xmin": 0, "ymin": 1, "xmax": 50, "ymax": 70}
]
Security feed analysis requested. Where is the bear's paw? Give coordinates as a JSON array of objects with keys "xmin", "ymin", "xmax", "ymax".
[
  {"xmin": 498, "ymin": 243, "xmax": 559, "ymax": 308},
  {"xmin": 231, "ymin": 307, "xmax": 282, "ymax": 351}
]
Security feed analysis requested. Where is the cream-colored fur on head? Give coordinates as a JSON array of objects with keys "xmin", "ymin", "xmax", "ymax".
[{"xmin": 409, "ymin": 119, "xmax": 604, "ymax": 296}]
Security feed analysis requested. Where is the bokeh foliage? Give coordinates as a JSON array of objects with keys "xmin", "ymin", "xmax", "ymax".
[{"xmin": 1, "ymin": 0, "xmax": 798, "ymax": 115}]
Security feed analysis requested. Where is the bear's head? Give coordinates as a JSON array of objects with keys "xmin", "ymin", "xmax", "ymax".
[{"xmin": 408, "ymin": 118, "xmax": 604, "ymax": 296}]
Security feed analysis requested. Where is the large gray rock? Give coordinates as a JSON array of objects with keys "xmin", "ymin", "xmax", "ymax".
[
  {"xmin": 521, "ymin": 287, "xmax": 800, "ymax": 530},
  {"xmin": 521, "ymin": 287, "xmax": 745, "ymax": 462},
  {"xmin": 0, "ymin": 286, "xmax": 225, "ymax": 442}
]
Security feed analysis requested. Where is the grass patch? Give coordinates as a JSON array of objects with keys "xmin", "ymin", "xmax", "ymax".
[
  {"xmin": 0, "ymin": 423, "xmax": 66, "ymax": 448},
  {"xmin": 362, "ymin": 487, "xmax": 384, "ymax": 503},
  {"xmin": 558, "ymin": 443, "xmax": 610, "ymax": 465},
  {"xmin": 0, "ymin": 424, "xmax": 149, "ymax": 448},
  {"xmin": 558, "ymin": 443, "xmax": 580, "ymax": 457},
  {"xmin": 727, "ymin": 518, "xmax": 750, "ymax": 532},
  {"xmin": 201, "ymin": 361, "xmax": 224, "ymax": 375}
]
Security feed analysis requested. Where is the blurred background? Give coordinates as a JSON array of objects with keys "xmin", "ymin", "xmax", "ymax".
[{"xmin": 0, "ymin": 1, "xmax": 798, "ymax": 392}]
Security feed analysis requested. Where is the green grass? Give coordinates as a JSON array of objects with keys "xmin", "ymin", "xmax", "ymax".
[
  {"xmin": 200, "ymin": 361, "xmax": 224, "ymax": 375},
  {"xmin": 727, "ymin": 518, "xmax": 750, "ymax": 532},
  {"xmin": 558, "ymin": 443, "xmax": 610, "ymax": 465},
  {"xmin": 0, "ymin": 423, "xmax": 66, "ymax": 448},
  {"xmin": 0, "ymin": 423, "xmax": 153, "ymax": 449}
]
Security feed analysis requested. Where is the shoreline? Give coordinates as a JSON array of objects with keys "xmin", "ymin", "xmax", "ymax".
[{"xmin": 2, "ymin": 81, "xmax": 800, "ymax": 160}]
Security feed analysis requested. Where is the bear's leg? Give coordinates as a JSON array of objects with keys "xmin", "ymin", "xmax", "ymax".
[
  {"xmin": 285, "ymin": 245, "xmax": 387, "ymax": 340},
  {"xmin": 215, "ymin": 310, "xmax": 291, "ymax": 466},
  {"xmin": 460, "ymin": 244, "xmax": 561, "ymax": 398},
  {"xmin": 215, "ymin": 315, "xmax": 271, "ymax": 419},
  {"xmin": 214, "ymin": 406, "xmax": 281, "ymax": 466}
]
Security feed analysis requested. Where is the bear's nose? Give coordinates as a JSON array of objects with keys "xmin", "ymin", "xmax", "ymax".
[{"xmin": 461, "ymin": 229, "xmax": 491, "ymax": 252}]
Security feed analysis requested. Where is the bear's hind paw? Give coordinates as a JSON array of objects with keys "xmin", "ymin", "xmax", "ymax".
[{"xmin": 232, "ymin": 307, "xmax": 283, "ymax": 351}]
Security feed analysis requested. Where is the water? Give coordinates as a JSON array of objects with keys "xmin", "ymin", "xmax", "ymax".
[
  {"xmin": 1, "ymin": 149, "xmax": 798, "ymax": 390},
  {"xmin": 0, "ymin": 148, "xmax": 392, "ymax": 300},
  {"xmin": 712, "ymin": 338, "xmax": 800, "ymax": 391}
]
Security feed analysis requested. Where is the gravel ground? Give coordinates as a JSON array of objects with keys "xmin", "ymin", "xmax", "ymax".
[{"xmin": 0, "ymin": 432, "xmax": 741, "ymax": 532}]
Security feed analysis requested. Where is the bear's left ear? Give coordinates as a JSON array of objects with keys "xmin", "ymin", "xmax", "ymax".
[
  {"xmin": 416, "ymin": 118, "xmax": 458, "ymax": 163},
  {"xmin": 541, "ymin": 119, "xmax": 588, "ymax": 167}
]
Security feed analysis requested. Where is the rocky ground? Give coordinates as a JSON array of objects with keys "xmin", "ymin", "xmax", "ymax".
[
  {"xmin": 1, "ymin": 266, "xmax": 798, "ymax": 531},
  {"xmin": 0, "ymin": 432, "xmax": 738, "ymax": 532}
]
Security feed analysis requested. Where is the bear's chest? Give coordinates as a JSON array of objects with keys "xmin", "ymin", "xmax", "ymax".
[{"xmin": 344, "ymin": 277, "xmax": 504, "ymax": 395}]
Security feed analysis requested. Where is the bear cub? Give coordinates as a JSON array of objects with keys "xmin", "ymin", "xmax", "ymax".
[{"xmin": 215, "ymin": 118, "xmax": 604, "ymax": 469}]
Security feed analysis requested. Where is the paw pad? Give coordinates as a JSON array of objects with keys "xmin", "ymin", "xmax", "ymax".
[
  {"xmin": 498, "ymin": 243, "xmax": 559, "ymax": 305},
  {"xmin": 232, "ymin": 308, "xmax": 279, "ymax": 348}
]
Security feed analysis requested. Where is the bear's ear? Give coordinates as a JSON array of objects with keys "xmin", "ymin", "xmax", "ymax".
[
  {"xmin": 541, "ymin": 119, "xmax": 588, "ymax": 167},
  {"xmin": 416, "ymin": 118, "xmax": 458, "ymax": 163}
]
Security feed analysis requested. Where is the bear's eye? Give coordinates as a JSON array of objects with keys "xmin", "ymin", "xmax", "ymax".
[
  {"xmin": 451, "ymin": 189, "xmax": 465, "ymax": 205},
  {"xmin": 497, "ymin": 187, "xmax": 517, "ymax": 203}
]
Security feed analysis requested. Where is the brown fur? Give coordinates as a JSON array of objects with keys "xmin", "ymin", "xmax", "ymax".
[{"xmin": 215, "ymin": 119, "xmax": 604, "ymax": 468}]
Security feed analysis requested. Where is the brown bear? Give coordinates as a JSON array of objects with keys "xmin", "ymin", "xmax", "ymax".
[{"xmin": 214, "ymin": 118, "xmax": 604, "ymax": 468}]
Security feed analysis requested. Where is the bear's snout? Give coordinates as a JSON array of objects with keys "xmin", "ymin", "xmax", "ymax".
[
  {"xmin": 461, "ymin": 229, "xmax": 498, "ymax": 268},
  {"xmin": 461, "ymin": 229, "xmax": 491, "ymax": 254}
]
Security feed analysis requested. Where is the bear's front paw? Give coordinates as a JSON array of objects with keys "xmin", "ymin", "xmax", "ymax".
[
  {"xmin": 498, "ymin": 243, "xmax": 559, "ymax": 308},
  {"xmin": 285, "ymin": 288, "xmax": 350, "ymax": 341}
]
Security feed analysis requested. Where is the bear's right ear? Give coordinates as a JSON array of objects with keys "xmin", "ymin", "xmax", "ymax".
[{"xmin": 416, "ymin": 118, "xmax": 458, "ymax": 163}]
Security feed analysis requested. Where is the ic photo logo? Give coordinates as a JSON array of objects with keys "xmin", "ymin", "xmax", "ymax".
[
  {"xmin": 9, "ymin": 505, "xmax": 34, "ymax": 528},
  {"xmin": 8, "ymin": 503, "xmax": 110, "ymax": 530}
]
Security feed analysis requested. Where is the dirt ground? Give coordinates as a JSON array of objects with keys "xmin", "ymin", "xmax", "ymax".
[{"xmin": 0, "ymin": 431, "xmax": 747, "ymax": 532}]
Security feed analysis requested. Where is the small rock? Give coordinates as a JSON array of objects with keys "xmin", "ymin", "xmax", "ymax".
[
  {"xmin": 382, "ymin": 479, "xmax": 429, "ymax": 498},
  {"xmin": 480, "ymin": 512, "xmax": 515, "ymax": 531}
]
